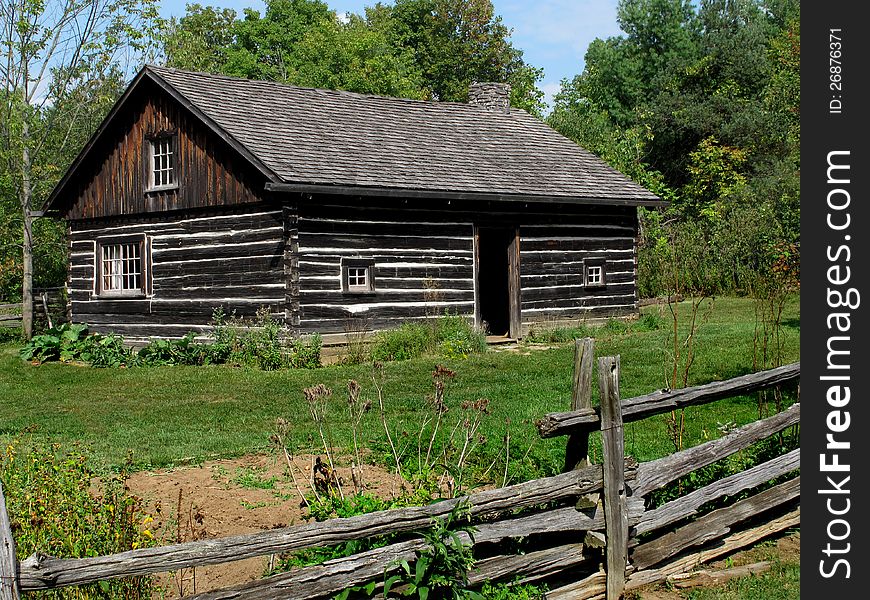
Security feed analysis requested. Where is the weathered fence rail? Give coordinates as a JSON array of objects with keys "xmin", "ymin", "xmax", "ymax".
[
  {"xmin": 0, "ymin": 341, "xmax": 800, "ymax": 600},
  {"xmin": 0, "ymin": 288, "xmax": 68, "ymax": 332}
]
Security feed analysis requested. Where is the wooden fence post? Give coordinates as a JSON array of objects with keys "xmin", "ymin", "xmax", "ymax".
[
  {"xmin": 564, "ymin": 337, "xmax": 595, "ymax": 472},
  {"xmin": 0, "ymin": 481, "xmax": 21, "ymax": 600},
  {"xmin": 599, "ymin": 355, "xmax": 627, "ymax": 600}
]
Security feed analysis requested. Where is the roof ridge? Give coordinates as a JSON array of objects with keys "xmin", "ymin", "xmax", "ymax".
[{"xmin": 145, "ymin": 64, "xmax": 514, "ymax": 112}]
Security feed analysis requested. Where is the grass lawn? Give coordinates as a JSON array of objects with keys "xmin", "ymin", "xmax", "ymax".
[{"xmin": 0, "ymin": 296, "xmax": 800, "ymax": 477}]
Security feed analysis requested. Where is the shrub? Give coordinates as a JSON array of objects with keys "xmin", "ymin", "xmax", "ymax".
[
  {"xmin": 370, "ymin": 315, "xmax": 486, "ymax": 362},
  {"xmin": 138, "ymin": 333, "xmax": 211, "ymax": 366},
  {"xmin": 20, "ymin": 323, "xmax": 137, "ymax": 367},
  {"xmin": 436, "ymin": 314, "xmax": 486, "ymax": 359},
  {"xmin": 1, "ymin": 438, "xmax": 157, "ymax": 598},
  {"xmin": 371, "ymin": 322, "xmax": 433, "ymax": 361}
]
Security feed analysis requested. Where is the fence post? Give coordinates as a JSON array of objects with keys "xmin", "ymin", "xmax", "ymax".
[
  {"xmin": 0, "ymin": 481, "xmax": 20, "ymax": 600},
  {"xmin": 564, "ymin": 337, "xmax": 595, "ymax": 472},
  {"xmin": 599, "ymin": 355, "xmax": 627, "ymax": 600}
]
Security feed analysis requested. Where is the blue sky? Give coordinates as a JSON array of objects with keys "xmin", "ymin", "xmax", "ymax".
[{"xmin": 158, "ymin": 1, "xmax": 624, "ymax": 108}]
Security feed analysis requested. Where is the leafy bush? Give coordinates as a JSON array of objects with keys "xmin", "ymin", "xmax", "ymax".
[
  {"xmin": 138, "ymin": 333, "xmax": 210, "ymax": 366},
  {"xmin": 436, "ymin": 314, "xmax": 487, "ymax": 359},
  {"xmin": 370, "ymin": 315, "xmax": 486, "ymax": 362},
  {"xmin": 20, "ymin": 323, "xmax": 137, "ymax": 367},
  {"xmin": 1, "ymin": 438, "xmax": 157, "ymax": 598},
  {"xmin": 0, "ymin": 326, "xmax": 21, "ymax": 343},
  {"xmin": 371, "ymin": 322, "xmax": 433, "ymax": 361}
]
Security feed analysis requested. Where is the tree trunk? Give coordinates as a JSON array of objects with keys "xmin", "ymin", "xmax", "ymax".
[{"xmin": 21, "ymin": 116, "xmax": 34, "ymax": 340}]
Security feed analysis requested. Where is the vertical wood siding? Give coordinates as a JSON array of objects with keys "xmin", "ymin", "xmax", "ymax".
[
  {"xmin": 68, "ymin": 206, "xmax": 285, "ymax": 341},
  {"xmin": 63, "ymin": 79, "xmax": 267, "ymax": 220}
]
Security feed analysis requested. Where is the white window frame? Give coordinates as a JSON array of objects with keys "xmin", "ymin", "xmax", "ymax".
[
  {"xmin": 584, "ymin": 259, "xmax": 606, "ymax": 288},
  {"xmin": 96, "ymin": 235, "xmax": 149, "ymax": 297},
  {"xmin": 146, "ymin": 134, "xmax": 178, "ymax": 192},
  {"xmin": 341, "ymin": 258, "xmax": 375, "ymax": 293}
]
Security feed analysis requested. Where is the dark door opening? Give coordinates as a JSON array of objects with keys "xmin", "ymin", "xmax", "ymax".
[{"xmin": 476, "ymin": 226, "xmax": 519, "ymax": 337}]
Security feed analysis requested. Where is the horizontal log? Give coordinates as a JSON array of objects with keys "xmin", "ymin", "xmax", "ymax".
[
  {"xmin": 153, "ymin": 241, "xmax": 284, "ymax": 263},
  {"xmin": 184, "ymin": 504, "xmax": 629, "ymax": 600},
  {"xmin": 300, "ymin": 218, "xmax": 472, "ymax": 238},
  {"xmin": 301, "ymin": 302, "xmax": 475, "ymax": 321},
  {"xmin": 547, "ymin": 508, "xmax": 800, "ymax": 600},
  {"xmin": 520, "ymin": 238, "xmax": 633, "ymax": 252},
  {"xmin": 536, "ymin": 362, "xmax": 800, "ymax": 438},
  {"xmin": 521, "ymin": 294, "xmax": 637, "ymax": 311},
  {"xmin": 300, "ymin": 277, "xmax": 475, "ymax": 292},
  {"xmin": 633, "ymin": 403, "xmax": 800, "ymax": 496},
  {"xmin": 520, "ymin": 282, "xmax": 634, "ymax": 303},
  {"xmin": 666, "ymin": 561, "xmax": 772, "ymax": 589},
  {"xmin": 468, "ymin": 543, "xmax": 588, "ymax": 587},
  {"xmin": 151, "ymin": 227, "xmax": 284, "ymax": 249},
  {"xmin": 299, "ymin": 290, "xmax": 474, "ymax": 305},
  {"xmin": 18, "ymin": 462, "xmax": 636, "ymax": 591},
  {"xmin": 299, "ymin": 232, "xmax": 472, "ymax": 252},
  {"xmin": 70, "ymin": 210, "xmax": 282, "ymax": 239},
  {"xmin": 520, "ymin": 272, "xmax": 635, "ymax": 287},
  {"xmin": 630, "ymin": 477, "xmax": 800, "ymax": 570},
  {"xmin": 634, "ymin": 448, "xmax": 800, "ymax": 536},
  {"xmin": 299, "ymin": 263, "xmax": 473, "ymax": 280},
  {"xmin": 625, "ymin": 508, "xmax": 800, "ymax": 592}
]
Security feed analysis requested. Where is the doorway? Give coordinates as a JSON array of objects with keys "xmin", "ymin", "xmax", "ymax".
[{"xmin": 475, "ymin": 225, "xmax": 520, "ymax": 338}]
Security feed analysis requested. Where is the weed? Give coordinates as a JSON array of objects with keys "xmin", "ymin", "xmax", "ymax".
[{"xmin": 0, "ymin": 437, "xmax": 156, "ymax": 598}]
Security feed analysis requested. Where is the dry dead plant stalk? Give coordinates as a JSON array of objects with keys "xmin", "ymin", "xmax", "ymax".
[
  {"xmin": 372, "ymin": 361, "xmax": 402, "ymax": 476},
  {"xmin": 303, "ymin": 383, "xmax": 344, "ymax": 500},
  {"xmin": 346, "ymin": 379, "xmax": 371, "ymax": 493}
]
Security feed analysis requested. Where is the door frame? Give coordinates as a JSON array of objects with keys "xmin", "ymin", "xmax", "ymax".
[{"xmin": 473, "ymin": 224, "xmax": 521, "ymax": 339}]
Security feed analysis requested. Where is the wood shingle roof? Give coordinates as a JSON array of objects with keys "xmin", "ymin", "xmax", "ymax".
[{"xmin": 150, "ymin": 66, "xmax": 661, "ymax": 204}]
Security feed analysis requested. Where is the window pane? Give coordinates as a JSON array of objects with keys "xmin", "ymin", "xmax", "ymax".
[{"xmin": 101, "ymin": 242, "xmax": 142, "ymax": 292}]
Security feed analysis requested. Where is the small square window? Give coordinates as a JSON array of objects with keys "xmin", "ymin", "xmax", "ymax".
[
  {"xmin": 146, "ymin": 134, "xmax": 177, "ymax": 191},
  {"xmin": 97, "ymin": 236, "xmax": 149, "ymax": 297},
  {"xmin": 341, "ymin": 258, "xmax": 375, "ymax": 293},
  {"xmin": 584, "ymin": 260, "xmax": 606, "ymax": 287}
]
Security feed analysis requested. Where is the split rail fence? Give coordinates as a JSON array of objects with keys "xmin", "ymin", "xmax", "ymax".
[
  {"xmin": 0, "ymin": 341, "xmax": 800, "ymax": 600},
  {"xmin": 0, "ymin": 288, "xmax": 68, "ymax": 332}
]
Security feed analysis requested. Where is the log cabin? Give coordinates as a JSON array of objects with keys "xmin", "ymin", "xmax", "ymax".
[{"xmin": 44, "ymin": 66, "xmax": 665, "ymax": 343}]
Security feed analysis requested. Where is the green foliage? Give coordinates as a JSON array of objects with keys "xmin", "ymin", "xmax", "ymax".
[
  {"xmin": 19, "ymin": 323, "xmax": 136, "ymax": 367},
  {"xmin": 550, "ymin": 0, "xmax": 801, "ymax": 298},
  {"xmin": 383, "ymin": 504, "xmax": 482, "ymax": 600},
  {"xmin": 371, "ymin": 315, "xmax": 486, "ymax": 362},
  {"xmin": 0, "ymin": 438, "xmax": 157, "ymax": 599},
  {"xmin": 526, "ymin": 313, "xmax": 662, "ymax": 344},
  {"xmin": 161, "ymin": 0, "xmax": 544, "ymax": 114},
  {"xmin": 18, "ymin": 309, "xmax": 322, "ymax": 370},
  {"xmin": 137, "ymin": 333, "xmax": 211, "ymax": 366},
  {"xmin": 477, "ymin": 581, "xmax": 547, "ymax": 600}
]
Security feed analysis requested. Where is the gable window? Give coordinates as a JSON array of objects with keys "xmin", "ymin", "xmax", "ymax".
[
  {"xmin": 584, "ymin": 259, "xmax": 606, "ymax": 288},
  {"xmin": 147, "ymin": 133, "xmax": 177, "ymax": 191},
  {"xmin": 96, "ymin": 235, "xmax": 149, "ymax": 297},
  {"xmin": 341, "ymin": 258, "xmax": 375, "ymax": 293}
]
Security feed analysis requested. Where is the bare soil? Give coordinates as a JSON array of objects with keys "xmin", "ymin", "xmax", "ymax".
[{"xmin": 126, "ymin": 453, "xmax": 407, "ymax": 597}]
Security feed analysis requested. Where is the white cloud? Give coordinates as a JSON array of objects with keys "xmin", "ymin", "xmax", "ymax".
[{"xmin": 539, "ymin": 81, "xmax": 563, "ymax": 113}]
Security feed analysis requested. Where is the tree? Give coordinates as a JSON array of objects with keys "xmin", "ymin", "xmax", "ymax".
[
  {"xmin": 161, "ymin": 0, "xmax": 544, "ymax": 114},
  {"xmin": 1, "ymin": 0, "xmax": 159, "ymax": 337}
]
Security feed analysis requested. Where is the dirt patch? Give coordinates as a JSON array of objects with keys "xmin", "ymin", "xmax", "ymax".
[{"xmin": 126, "ymin": 453, "xmax": 407, "ymax": 597}]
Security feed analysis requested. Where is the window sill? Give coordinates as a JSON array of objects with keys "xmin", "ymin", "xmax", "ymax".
[
  {"xmin": 145, "ymin": 184, "xmax": 179, "ymax": 194},
  {"xmin": 94, "ymin": 292, "xmax": 147, "ymax": 299},
  {"xmin": 343, "ymin": 289, "xmax": 376, "ymax": 295}
]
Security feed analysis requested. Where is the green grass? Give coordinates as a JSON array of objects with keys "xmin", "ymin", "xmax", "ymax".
[{"xmin": 0, "ymin": 296, "xmax": 799, "ymax": 476}]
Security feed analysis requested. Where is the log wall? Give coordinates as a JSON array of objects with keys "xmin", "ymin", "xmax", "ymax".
[
  {"xmin": 295, "ymin": 201, "xmax": 476, "ymax": 335},
  {"xmin": 67, "ymin": 206, "xmax": 285, "ymax": 341}
]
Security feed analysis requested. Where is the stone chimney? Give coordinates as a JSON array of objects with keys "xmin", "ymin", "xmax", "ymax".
[{"xmin": 468, "ymin": 82, "xmax": 511, "ymax": 112}]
